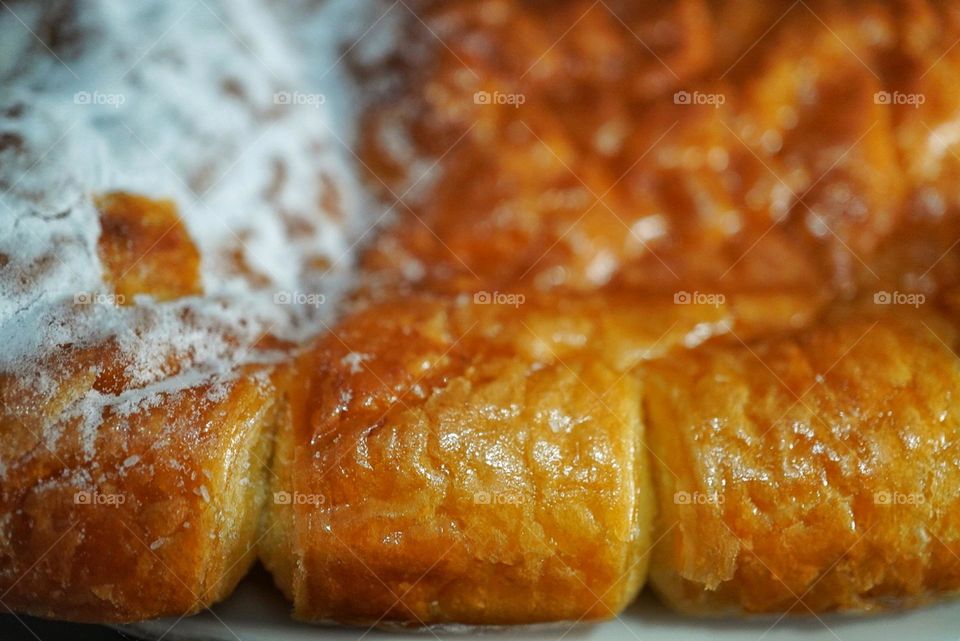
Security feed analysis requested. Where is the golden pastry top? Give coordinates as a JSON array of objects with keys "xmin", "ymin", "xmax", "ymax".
[{"xmin": 357, "ymin": 0, "xmax": 960, "ymax": 309}]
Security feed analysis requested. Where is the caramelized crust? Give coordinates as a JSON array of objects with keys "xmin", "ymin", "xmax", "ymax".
[
  {"xmin": 7, "ymin": 0, "xmax": 960, "ymax": 627},
  {"xmin": 95, "ymin": 192, "xmax": 202, "ymax": 303},
  {"xmin": 0, "ymin": 352, "xmax": 285, "ymax": 622},
  {"xmin": 356, "ymin": 0, "xmax": 960, "ymax": 304},
  {"xmin": 644, "ymin": 309, "xmax": 960, "ymax": 613},
  {"xmin": 268, "ymin": 295, "xmax": 652, "ymax": 624},
  {"xmin": 0, "ymin": 0, "xmax": 360, "ymax": 626},
  {"xmin": 262, "ymin": 287, "xmax": 828, "ymax": 624},
  {"xmin": 266, "ymin": 0, "xmax": 960, "ymax": 624},
  {"xmin": 0, "ymin": 184, "xmax": 309, "ymax": 622}
]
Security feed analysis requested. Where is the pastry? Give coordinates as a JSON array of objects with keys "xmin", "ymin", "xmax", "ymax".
[
  {"xmin": 0, "ymin": 0, "xmax": 362, "ymax": 622},
  {"xmin": 268, "ymin": 0, "xmax": 960, "ymax": 624},
  {"xmin": 2, "ymin": 0, "xmax": 960, "ymax": 629},
  {"xmin": 0, "ymin": 350, "xmax": 287, "ymax": 622},
  {"xmin": 645, "ymin": 308, "xmax": 960, "ymax": 613},
  {"xmin": 262, "ymin": 294, "xmax": 653, "ymax": 625}
]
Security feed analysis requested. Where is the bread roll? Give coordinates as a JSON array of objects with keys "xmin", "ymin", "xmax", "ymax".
[
  {"xmin": 6, "ymin": 0, "xmax": 960, "ymax": 628},
  {"xmin": 259, "ymin": 287, "xmax": 826, "ymax": 624},
  {"xmin": 644, "ymin": 309, "xmax": 960, "ymax": 613},
  {"xmin": 262, "ymin": 294, "xmax": 654, "ymax": 624},
  {"xmin": 0, "ymin": 352, "xmax": 287, "ymax": 622}
]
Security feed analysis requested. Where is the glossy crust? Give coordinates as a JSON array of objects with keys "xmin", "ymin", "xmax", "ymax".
[
  {"xmin": 356, "ymin": 0, "xmax": 952, "ymax": 298},
  {"xmin": 644, "ymin": 309, "xmax": 960, "ymax": 613},
  {"xmin": 0, "ymin": 355, "xmax": 285, "ymax": 622},
  {"xmin": 260, "ymin": 287, "xmax": 827, "ymax": 624},
  {"xmin": 263, "ymin": 0, "xmax": 960, "ymax": 623},
  {"xmin": 265, "ymin": 294, "xmax": 655, "ymax": 625},
  {"xmin": 8, "ymin": 0, "xmax": 960, "ymax": 627},
  {"xmin": 95, "ymin": 192, "xmax": 202, "ymax": 304}
]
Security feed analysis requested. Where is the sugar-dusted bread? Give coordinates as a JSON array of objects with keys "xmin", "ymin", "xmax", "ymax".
[
  {"xmin": 0, "ymin": 0, "xmax": 364, "ymax": 624},
  {"xmin": 0, "ymin": 190, "xmax": 296, "ymax": 622},
  {"xmin": 0, "ymin": 190, "xmax": 287, "ymax": 624},
  {"xmin": 0, "ymin": 355, "xmax": 287, "ymax": 622}
]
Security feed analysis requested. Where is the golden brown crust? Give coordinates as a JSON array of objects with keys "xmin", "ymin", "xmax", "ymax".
[
  {"xmin": 95, "ymin": 192, "xmax": 203, "ymax": 304},
  {"xmin": 0, "ymin": 176, "xmax": 316, "ymax": 622},
  {"xmin": 0, "ymin": 351, "xmax": 285, "ymax": 622},
  {"xmin": 644, "ymin": 308, "xmax": 960, "ymax": 614},
  {"xmin": 263, "ymin": 288, "xmax": 829, "ymax": 624},
  {"xmin": 357, "ymin": 0, "xmax": 956, "ymax": 299},
  {"xmin": 9, "ymin": 0, "xmax": 960, "ymax": 627},
  {"xmin": 263, "ymin": 0, "xmax": 960, "ymax": 623},
  {"xmin": 269, "ymin": 294, "xmax": 653, "ymax": 624}
]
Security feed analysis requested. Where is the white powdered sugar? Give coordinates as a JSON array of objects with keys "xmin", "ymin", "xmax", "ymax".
[{"xmin": 0, "ymin": 0, "xmax": 398, "ymax": 447}]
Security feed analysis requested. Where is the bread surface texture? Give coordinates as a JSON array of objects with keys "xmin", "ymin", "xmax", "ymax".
[
  {"xmin": 0, "ymin": 353, "xmax": 284, "ymax": 622},
  {"xmin": 644, "ymin": 311, "xmax": 960, "ymax": 613},
  {"xmin": 266, "ymin": 295, "xmax": 657, "ymax": 625}
]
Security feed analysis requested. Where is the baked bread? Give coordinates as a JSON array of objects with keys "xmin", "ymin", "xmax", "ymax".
[
  {"xmin": 264, "ymin": 0, "xmax": 960, "ymax": 625},
  {"xmin": 645, "ymin": 308, "xmax": 960, "ymax": 613},
  {"xmin": 260, "ymin": 288, "xmax": 823, "ymax": 624},
  {"xmin": 0, "ymin": 0, "xmax": 363, "ymax": 623},
  {"xmin": 0, "ymin": 353, "xmax": 287, "ymax": 622},
  {"xmin": 263, "ymin": 294, "xmax": 652, "ymax": 625},
  {"xmin": 4, "ymin": 0, "xmax": 960, "ymax": 629},
  {"xmin": 0, "ymin": 189, "xmax": 305, "ymax": 623}
]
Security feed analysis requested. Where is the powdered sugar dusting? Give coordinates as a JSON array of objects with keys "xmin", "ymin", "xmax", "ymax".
[
  {"xmin": 341, "ymin": 351, "xmax": 372, "ymax": 375},
  {"xmin": 0, "ymin": 0, "xmax": 396, "ymax": 461}
]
